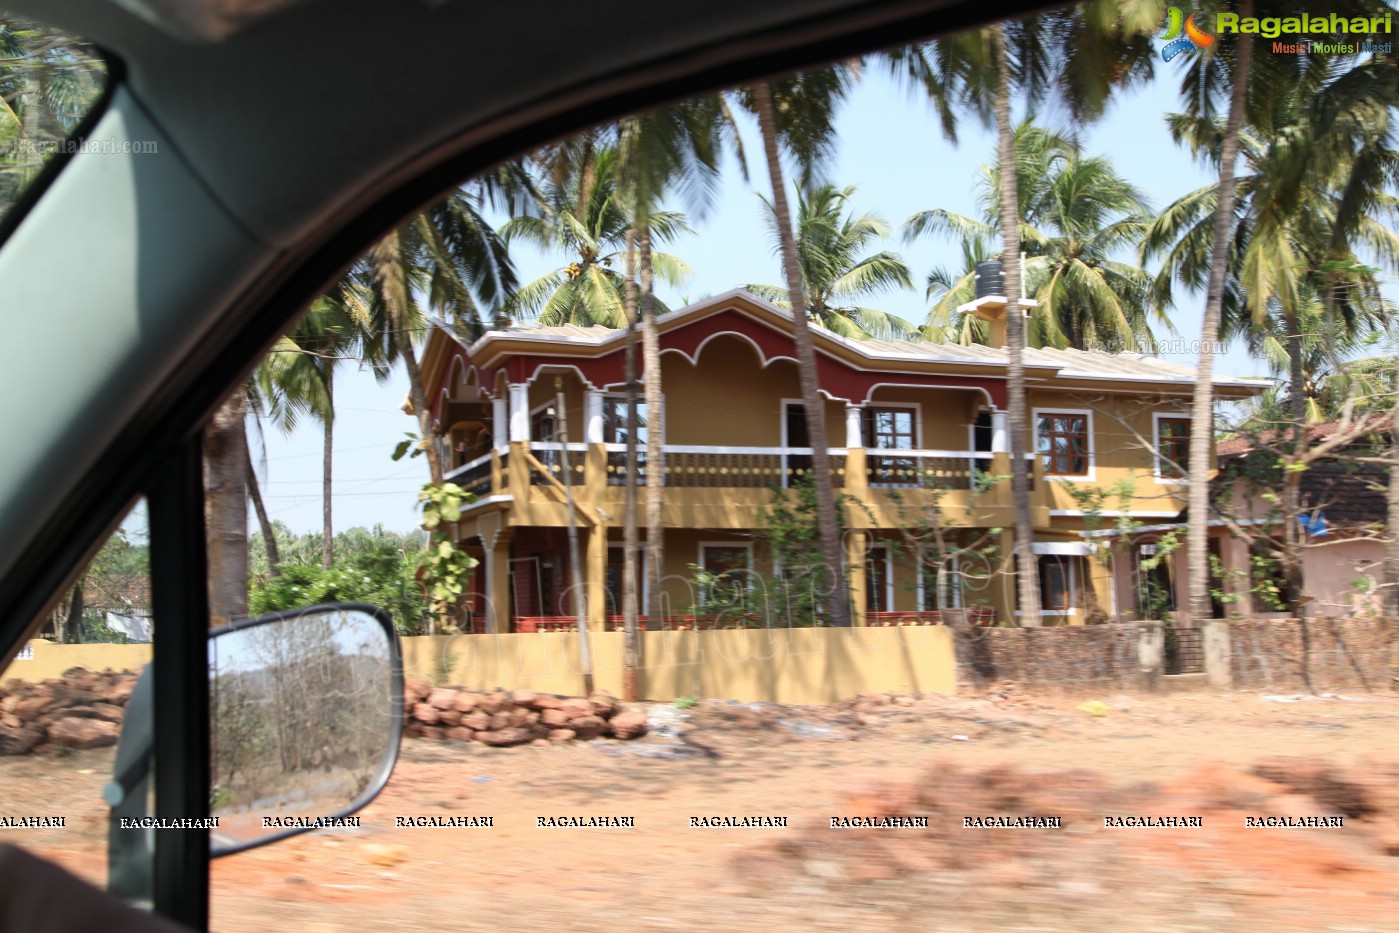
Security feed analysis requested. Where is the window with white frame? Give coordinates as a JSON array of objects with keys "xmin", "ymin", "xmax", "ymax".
[
  {"xmin": 862, "ymin": 406, "xmax": 917, "ymax": 450},
  {"xmin": 1035, "ymin": 410, "xmax": 1091, "ymax": 477},
  {"xmin": 698, "ymin": 543, "xmax": 753, "ymax": 612},
  {"xmin": 1154, "ymin": 414, "xmax": 1190, "ymax": 480}
]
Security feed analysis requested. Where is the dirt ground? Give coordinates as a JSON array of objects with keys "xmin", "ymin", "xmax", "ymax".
[{"xmin": 6, "ymin": 688, "xmax": 1399, "ymax": 932}]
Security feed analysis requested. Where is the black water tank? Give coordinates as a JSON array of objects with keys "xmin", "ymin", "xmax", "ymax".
[{"xmin": 974, "ymin": 260, "xmax": 1004, "ymax": 298}]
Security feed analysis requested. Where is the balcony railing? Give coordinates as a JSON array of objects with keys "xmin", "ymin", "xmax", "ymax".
[
  {"xmin": 603, "ymin": 444, "xmax": 847, "ymax": 488},
  {"xmin": 528, "ymin": 441, "xmax": 588, "ymax": 486},
  {"xmin": 443, "ymin": 452, "xmax": 494, "ymax": 497},
  {"xmin": 511, "ymin": 442, "xmax": 1024, "ymax": 494},
  {"xmin": 866, "ymin": 450, "xmax": 993, "ymax": 490}
]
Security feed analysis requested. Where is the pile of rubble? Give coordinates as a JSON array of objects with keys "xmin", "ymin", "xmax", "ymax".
[
  {"xmin": 0, "ymin": 667, "xmax": 138, "ymax": 754},
  {"xmin": 403, "ymin": 681, "xmax": 648, "ymax": 747},
  {"xmin": 734, "ymin": 755, "xmax": 1399, "ymax": 891}
]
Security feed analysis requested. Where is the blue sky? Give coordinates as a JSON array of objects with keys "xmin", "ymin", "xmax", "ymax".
[{"xmin": 251, "ymin": 61, "xmax": 1277, "ymax": 536}]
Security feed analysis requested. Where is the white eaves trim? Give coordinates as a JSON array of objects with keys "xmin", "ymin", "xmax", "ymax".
[
  {"xmin": 1032, "ymin": 542, "xmax": 1092, "ymax": 556},
  {"xmin": 1079, "ymin": 517, "xmax": 1272, "ymax": 539},
  {"xmin": 1049, "ymin": 509, "xmax": 1180, "ymax": 518}
]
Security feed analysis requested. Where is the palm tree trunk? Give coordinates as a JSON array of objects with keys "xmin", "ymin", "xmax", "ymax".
[
  {"xmin": 753, "ymin": 81, "xmax": 851, "ymax": 627},
  {"xmin": 622, "ymin": 229, "xmax": 642, "ymax": 700},
  {"xmin": 1186, "ymin": 0, "xmax": 1252, "ymax": 624},
  {"xmin": 244, "ymin": 440, "xmax": 281, "ymax": 577},
  {"xmin": 206, "ymin": 387, "xmax": 251, "ymax": 628},
  {"xmin": 1387, "ymin": 355, "xmax": 1399, "ymax": 616},
  {"xmin": 65, "ymin": 582, "xmax": 84, "ymax": 644},
  {"xmin": 641, "ymin": 230, "xmax": 666, "ymax": 626},
  {"xmin": 322, "ymin": 366, "xmax": 335, "ymax": 569},
  {"xmin": 992, "ymin": 25, "xmax": 1040, "ymax": 628},
  {"xmin": 1283, "ymin": 305, "xmax": 1307, "ymax": 616},
  {"xmin": 372, "ymin": 234, "xmax": 444, "ymax": 485}
]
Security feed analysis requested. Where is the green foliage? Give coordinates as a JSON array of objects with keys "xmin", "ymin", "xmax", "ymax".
[
  {"xmin": 1206, "ymin": 551, "xmax": 1288, "ymax": 617},
  {"xmin": 391, "ymin": 431, "xmax": 427, "ymax": 463},
  {"xmin": 674, "ymin": 695, "xmax": 699, "ymax": 710},
  {"xmin": 415, "ymin": 483, "xmax": 480, "ymax": 632},
  {"xmin": 249, "ymin": 525, "xmax": 431, "ymax": 634},
  {"xmin": 753, "ymin": 474, "xmax": 852, "ymax": 625},
  {"xmin": 418, "ymin": 482, "xmax": 469, "ymax": 529},
  {"xmin": 747, "ymin": 184, "xmax": 917, "ymax": 340}
]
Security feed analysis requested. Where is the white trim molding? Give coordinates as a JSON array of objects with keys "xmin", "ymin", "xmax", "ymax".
[
  {"xmin": 1049, "ymin": 509, "xmax": 1180, "ymax": 518},
  {"xmin": 1032, "ymin": 541, "xmax": 1092, "ymax": 557}
]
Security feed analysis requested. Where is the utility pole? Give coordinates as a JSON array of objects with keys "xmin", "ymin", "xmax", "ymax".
[{"xmin": 556, "ymin": 377, "xmax": 594, "ymax": 695}]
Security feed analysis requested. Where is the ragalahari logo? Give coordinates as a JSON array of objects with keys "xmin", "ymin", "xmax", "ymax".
[{"xmin": 1160, "ymin": 7, "xmax": 1216, "ymax": 60}]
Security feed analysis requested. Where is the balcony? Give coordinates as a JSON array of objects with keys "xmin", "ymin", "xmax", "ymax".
[
  {"xmin": 504, "ymin": 442, "xmax": 1025, "ymax": 493},
  {"xmin": 603, "ymin": 444, "xmax": 847, "ymax": 488},
  {"xmin": 865, "ymin": 451, "xmax": 1036, "ymax": 491},
  {"xmin": 443, "ymin": 451, "xmax": 494, "ymax": 497},
  {"xmin": 446, "ymin": 442, "xmax": 1039, "ymax": 512}
]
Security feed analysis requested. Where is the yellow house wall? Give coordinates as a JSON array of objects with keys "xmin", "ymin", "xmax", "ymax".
[
  {"xmin": 3, "ymin": 640, "xmax": 150, "ymax": 683},
  {"xmin": 526, "ymin": 374, "xmax": 586, "ymax": 435},
  {"xmin": 661, "ymin": 338, "xmax": 844, "ymax": 446},
  {"xmin": 865, "ymin": 386, "xmax": 985, "ymax": 450},
  {"xmin": 1025, "ymin": 390, "xmax": 1191, "ymax": 516},
  {"xmin": 400, "ymin": 628, "xmax": 956, "ymax": 704}
]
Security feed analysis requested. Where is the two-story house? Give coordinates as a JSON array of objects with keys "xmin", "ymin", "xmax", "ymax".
[{"xmin": 411, "ymin": 289, "xmax": 1267, "ymax": 630}]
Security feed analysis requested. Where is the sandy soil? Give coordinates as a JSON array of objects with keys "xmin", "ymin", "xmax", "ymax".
[{"xmin": 5, "ymin": 688, "xmax": 1399, "ymax": 932}]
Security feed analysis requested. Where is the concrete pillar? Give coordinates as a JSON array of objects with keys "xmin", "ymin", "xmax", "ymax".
[
  {"xmin": 508, "ymin": 383, "xmax": 529, "ymax": 443},
  {"xmin": 1201, "ymin": 620, "xmax": 1232, "ymax": 689},
  {"xmin": 846, "ymin": 530, "xmax": 868, "ymax": 626},
  {"xmin": 507, "ymin": 383, "xmax": 531, "ymax": 495},
  {"xmin": 587, "ymin": 523, "xmax": 607, "ymax": 631},
  {"xmin": 843, "ymin": 405, "xmax": 867, "ymax": 495},
  {"xmin": 584, "ymin": 390, "xmax": 604, "ymax": 445},
  {"xmin": 484, "ymin": 530, "xmax": 513, "ymax": 634},
  {"xmin": 1137, "ymin": 620, "xmax": 1164, "ymax": 692},
  {"xmin": 990, "ymin": 410, "xmax": 1008, "ymax": 453},
  {"xmin": 845, "ymin": 404, "xmax": 863, "ymax": 449},
  {"xmin": 492, "ymin": 397, "xmax": 509, "ymax": 453}
]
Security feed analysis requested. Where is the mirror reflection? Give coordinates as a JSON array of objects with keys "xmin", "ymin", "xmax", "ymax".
[{"xmin": 209, "ymin": 606, "xmax": 398, "ymax": 855}]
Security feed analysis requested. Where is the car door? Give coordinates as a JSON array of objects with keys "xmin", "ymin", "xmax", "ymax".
[{"xmin": 0, "ymin": 0, "xmax": 1066, "ymax": 929}]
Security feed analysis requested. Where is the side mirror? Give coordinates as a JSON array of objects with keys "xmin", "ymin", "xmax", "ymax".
[{"xmin": 208, "ymin": 603, "xmax": 403, "ymax": 856}]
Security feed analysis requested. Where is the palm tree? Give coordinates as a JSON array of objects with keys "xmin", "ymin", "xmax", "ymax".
[
  {"xmin": 747, "ymin": 184, "xmax": 915, "ymax": 339},
  {"xmin": 204, "ymin": 387, "xmax": 250, "ymax": 628},
  {"xmin": 502, "ymin": 148, "xmax": 692, "ymax": 327},
  {"xmin": 613, "ymin": 100, "xmax": 728, "ymax": 688},
  {"xmin": 351, "ymin": 186, "xmax": 518, "ymax": 486},
  {"xmin": 0, "ymin": 17, "xmax": 104, "ymax": 214},
  {"xmin": 1145, "ymin": 48, "xmax": 1399, "ymax": 618},
  {"xmin": 905, "ymin": 4, "xmax": 1165, "ymax": 626},
  {"xmin": 739, "ymin": 68, "xmax": 855, "ymax": 626},
  {"xmin": 255, "ymin": 296, "xmax": 392, "ymax": 568},
  {"xmin": 909, "ymin": 124, "xmax": 1164, "ymax": 352},
  {"xmin": 1236, "ymin": 285, "xmax": 1389, "ymax": 427}
]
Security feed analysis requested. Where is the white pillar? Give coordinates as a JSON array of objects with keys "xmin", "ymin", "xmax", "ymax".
[
  {"xmin": 584, "ymin": 390, "xmax": 604, "ymax": 444},
  {"xmin": 508, "ymin": 383, "xmax": 529, "ymax": 443},
  {"xmin": 845, "ymin": 405, "xmax": 863, "ymax": 450},
  {"xmin": 990, "ymin": 410, "xmax": 1008, "ymax": 453},
  {"xmin": 492, "ymin": 397, "xmax": 509, "ymax": 452}
]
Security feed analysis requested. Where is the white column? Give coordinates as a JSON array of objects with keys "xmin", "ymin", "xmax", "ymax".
[
  {"xmin": 990, "ymin": 410, "xmax": 1008, "ymax": 453},
  {"xmin": 508, "ymin": 383, "xmax": 529, "ymax": 443},
  {"xmin": 492, "ymin": 397, "xmax": 508, "ymax": 452},
  {"xmin": 845, "ymin": 405, "xmax": 863, "ymax": 450},
  {"xmin": 584, "ymin": 390, "xmax": 604, "ymax": 444}
]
